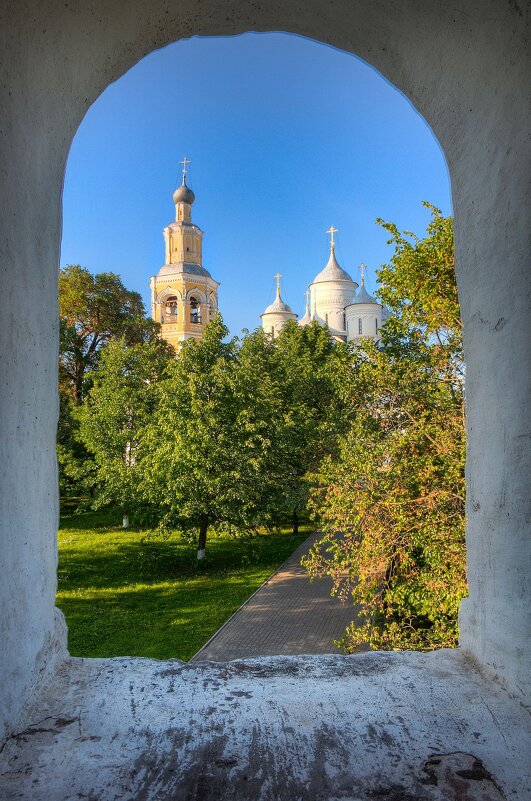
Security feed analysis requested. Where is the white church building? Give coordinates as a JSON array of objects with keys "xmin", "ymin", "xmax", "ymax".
[{"xmin": 260, "ymin": 226, "xmax": 388, "ymax": 344}]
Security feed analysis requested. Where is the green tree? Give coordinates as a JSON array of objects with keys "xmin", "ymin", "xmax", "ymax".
[
  {"xmin": 303, "ymin": 205, "xmax": 467, "ymax": 650},
  {"xmin": 272, "ymin": 320, "xmax": 350, "ymax": 533},
  {"xmin": 58, "ymin": 265, "xmax": 161, "ymax": 504},
  {"xmin": 140, "ymin": 316, "xmax": 288, "ymax": 558},
  {"xmin": 77, "ymin": 338, "xmax": 172, "ymax": 524},
  {"xmin": 59, "ymin": 265, "xmax": 159, "ymax": 404},
  {"xmin": 57, "ymin": 390, "xmax": 97, "ymax": 501}
]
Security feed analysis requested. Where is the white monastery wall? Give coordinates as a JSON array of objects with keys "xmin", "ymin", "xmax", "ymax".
[
  {"xmin": 311, "ymin": 283, "xmax": 354, "ymax": 334},
  {"xmin": 345, "ymin": 303, "xmax": 382, "ymax": 342},
  {"xmin": 0, "ymin": 0, "xmax": 529, "ymax": 741},
  {"xmin": 262, "ymin": 312, "xmax": 295, "ymax": 337}
]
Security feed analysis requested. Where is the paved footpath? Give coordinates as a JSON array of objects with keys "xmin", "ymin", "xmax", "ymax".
[{"xmin": 191, "ymin": 533, "xmax": 359, "ymax": 661}]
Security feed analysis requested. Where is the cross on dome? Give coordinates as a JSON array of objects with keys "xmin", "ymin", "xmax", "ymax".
[
  {"xmin": 359, "ymin": 263, "xmax": 366, "ymax": 286},
  {"xmin": 179, "ymin": 156, "xmax": 191, "ymax": 179},
  {"xmin": 326, "ymin": 225, "xmax": 338, "ymax": 250},
  {"xmin": 260, "ymin": 273, "xmax": 296, "ymax": 323}
]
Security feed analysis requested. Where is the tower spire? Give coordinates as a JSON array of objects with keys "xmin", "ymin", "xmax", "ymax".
[{"xmin": 304, "ymin": 288, "xmax": 310, "ymax": 313}]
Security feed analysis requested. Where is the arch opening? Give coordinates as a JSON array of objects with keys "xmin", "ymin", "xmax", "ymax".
[
  {"xmin": 57, "ymin": 31, "xmax": 459, "ymax": 665},
  {"xmin": 0, "ymin": 4, "xmax": 528, "ymax": 757}
]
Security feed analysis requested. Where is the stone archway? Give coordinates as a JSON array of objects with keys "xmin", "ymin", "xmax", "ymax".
[{"xmin": 0, "ymin": 0, "xmax": 529, "ymax": 750}]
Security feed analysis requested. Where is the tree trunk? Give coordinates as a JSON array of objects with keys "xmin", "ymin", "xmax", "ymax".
[
  {"xmin": 197, "ymin": 514, "xmax": 208, "ymax": 560},
  {"xmin": 74, "ymin": 368, "xmax": 84, "ymax": 405},
  {"xmin": 292, "ymin": 508, "xmax": 299, "ymax": 536}
]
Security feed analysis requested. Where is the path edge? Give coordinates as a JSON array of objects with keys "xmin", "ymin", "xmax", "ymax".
[{"xmin": 189, "ymin": 532, "xmax": 317, "ymax": 662}]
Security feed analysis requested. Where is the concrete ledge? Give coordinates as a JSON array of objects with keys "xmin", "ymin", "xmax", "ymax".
[{"xmin": 0, "ymin": 649, "xmax": 529, "ymax": 800}]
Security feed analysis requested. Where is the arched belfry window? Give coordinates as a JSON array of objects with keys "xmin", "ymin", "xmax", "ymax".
[
  {"xmin": 164, "ymin": 295, "xmax": 178, "ymax": 322},
  {"xmin": 190, "ymin": 296, "xmax": 202, "ymax": 324}
]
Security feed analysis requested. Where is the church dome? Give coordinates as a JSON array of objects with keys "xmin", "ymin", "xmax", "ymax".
[
  {"xmin": 260, "ymin": 275, "xmax": 297, "ymax": 326},
  {"xmin": 351, "ymin": 283, "xmax": 377, "ymax": 304},
  {"xmin": 173, "ymin": 178, "xmax": 195, "ymax": 205},
  {"xmin": 262, "ymin": 294, "xmax": 294, "ymax": 315},
  {"xmin": 298, "ymin": 308, "xmax": 312, "ymax": 326},
  {"xmin": 311, "ymin": 248, "xmax": 356, "ymax": 285},
  {"xmin": 298, "ymin": 292, "xmax": 312, "ymax": 327}
]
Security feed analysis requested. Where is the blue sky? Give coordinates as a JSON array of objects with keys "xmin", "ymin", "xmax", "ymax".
[{"xmin": 61, "ymin": 32, "xmax": 452, "ymax": 336}]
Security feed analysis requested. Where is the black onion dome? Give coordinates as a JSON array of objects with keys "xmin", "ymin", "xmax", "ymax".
[{"xmin": 173, "ymin": 179, "xmax": 195, "ymax": 205}]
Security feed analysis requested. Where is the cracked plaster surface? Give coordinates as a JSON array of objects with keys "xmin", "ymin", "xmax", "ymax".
[{"xmin": 0, "ymin": 650, "xmax": 529, "ymax": 800}]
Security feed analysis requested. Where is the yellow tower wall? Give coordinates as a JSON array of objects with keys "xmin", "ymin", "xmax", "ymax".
[{"xmin": 150, "ymin": 183, "xmax": 219, "ymax": 352}]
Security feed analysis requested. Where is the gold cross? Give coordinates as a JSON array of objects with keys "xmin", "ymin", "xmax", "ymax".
[
  {"xmin": 304, "ymin": 289, "xmax": 310, "ymax": 305},
  {"xmin": 179, "ymin": 156, "xmax": 191, "ymax": 178},
  {"xmin": 326, "ymin": 225, "xmax": 338, "ymax": 249},
  {"xmin": 274, "ymin": 272, "xmax": 282, "ymax": 294},
  {"xmin": 359, "ymin": 263, "xmax": 366, "ymax": 285}
]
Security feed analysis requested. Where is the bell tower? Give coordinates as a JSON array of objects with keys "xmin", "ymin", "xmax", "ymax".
[{"xmin": 150, "ymin": 158, "xmax": 220, "ymax": 351}]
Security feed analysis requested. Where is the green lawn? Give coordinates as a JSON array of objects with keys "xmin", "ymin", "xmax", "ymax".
[{"xmin": 57, "ymin": 510, "xmax": 309, "ymax": 661}]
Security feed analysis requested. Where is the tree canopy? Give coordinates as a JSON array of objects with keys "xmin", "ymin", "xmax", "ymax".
[
  {"xmin": 58, "ymin": 265, "xmax": 162, "ymax": 499},
  {"xmin": 73, "ymin": 314, "xmax": 349, "ymax": 559},
  {"xmin": 59, "ymin": 265, "xmax": 159, "ymax": 404},
  {"xmin": 138, "ymin": 316, "xmax": 290, "ymax": 558},
  {"xmin": 77, "ymin": 337, "xmax": 172, "ymax": 518},
  {"xmin": 302, "ymin": 205, "xmax": 466, "ymax": 650},
  {"xmin": 271, "ymin": 320, "xmax": 351, "ymax": 532}
]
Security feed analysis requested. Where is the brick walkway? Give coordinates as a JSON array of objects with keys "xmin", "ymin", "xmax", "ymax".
[{"xmin": 191, "ymin": 533, "xmax": 359, "ymax": 661}]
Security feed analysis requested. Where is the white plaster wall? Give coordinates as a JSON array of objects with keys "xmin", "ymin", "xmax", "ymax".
[
  {"xmin": 261, "ymin": 312, "xmax": 296, "ymax": 337},
  {"xmin": 0, "ymin": 0, "xmax": 529, "ymax": 739},
  {"xmin": 345, "ymin": 303, "xmax": 382, "ymax": 342},
  {"xmin": 310, "ymin": 282, "xmax": 356, "ymax": 335}
]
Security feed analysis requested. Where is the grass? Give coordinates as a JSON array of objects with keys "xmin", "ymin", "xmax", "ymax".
[{"xmin": 56, "ymin": 509, "xmax": 310, "ymax": 661}]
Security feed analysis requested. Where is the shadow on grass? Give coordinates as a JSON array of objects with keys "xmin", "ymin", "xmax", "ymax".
[
  {"xmin": 59, "ymin": 574, "xmax": 271, "ymax": 661},
  {"xmin": 58, "ymin": 532, "xmax": 309, "ymax": 590},
  {"xmin": 57, "ymin": 511, "xmax": 311, "ymax": 661}
]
